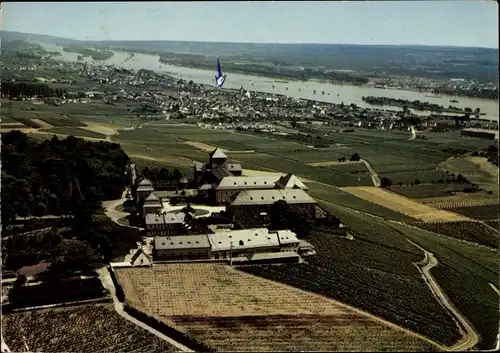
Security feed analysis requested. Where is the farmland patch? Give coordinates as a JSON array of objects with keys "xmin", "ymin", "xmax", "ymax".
[
  {"xmin": 417, "ymin": 192, "xmax": 499, "ymax": 209},
  {"xmin": 238, "ymin": 218, "xmax": 460, "ymax": 347},
  {"xmin": 432, "ymin": 264, "xmax": 499, "ymax": 350},
  {"xmin": 116, "ymin": 264, "xmax": 438, "ymax": 351},
  {"xmin": 183, "ymin": 141, "xmax": 223, "ymax": 152},
  {"xmin": 439, "ymin": 156, "xmax": 499, "ymax": 194},
  {"xmin": 41, "ymin": 127, "xmax": 107, "ymax": 139},
  {"xmin": 2, "ymin": 304, "xmax": 178, "ymax": 352},
  {"xmin": 170, "ymin": 314, "xmax": 438, "ymax": 352},
  {"xmin": 341, "ymin": 186, "xmax": 471, "ymax": 222},
  {"xmin": 388, "ymin": 184, "xmax": 474, "ymax": 199},
  {"xmin": 446, "ymin": 205, "xmax": 500, "ymax": 220},
  {"xmin": 415, "ymin": 221, "xmax": 500, "ymax": 249}
]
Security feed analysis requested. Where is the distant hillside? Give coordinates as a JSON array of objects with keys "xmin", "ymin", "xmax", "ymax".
[
  {"xmin": 1, "ymin": 30, "xmax": 498, "ymax": 83},
  {"xmin": 0, "ymin": 30, "xmax": 79, "ymax": 46}
]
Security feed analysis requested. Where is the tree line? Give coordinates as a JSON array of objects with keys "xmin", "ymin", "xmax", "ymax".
[{"xmin": 1, "ymin": 81, "xmax": 67, "ymax": 99}]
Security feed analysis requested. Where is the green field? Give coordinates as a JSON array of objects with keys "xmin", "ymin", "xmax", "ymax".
[
  {"xmin": 381, "ymin": 170, "xmax": 449, "ymax": 186},
  {"xmin": 41, "ymin": 127, "xmax": 106, "ymax": 139}
]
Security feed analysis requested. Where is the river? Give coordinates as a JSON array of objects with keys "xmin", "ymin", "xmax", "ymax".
[{"xmin": 36, "ymin": 42, "xmax": 499, "ymax": 121}]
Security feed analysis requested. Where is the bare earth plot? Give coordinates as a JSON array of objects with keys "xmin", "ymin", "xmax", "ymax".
[
  {"xmin": 341, "ymin": 186, "xmax": 471, "ymax": 222},
  {"xmin": 115, "ymin": 264, "xmax": 438, "ymax": 352},
  {"xmin": 81, "ymin": 121, "xmax": 121, "ymax": 136},
  {"xmin": 183, "ymin": 141, "xmax": 226, "ymax": 153}
]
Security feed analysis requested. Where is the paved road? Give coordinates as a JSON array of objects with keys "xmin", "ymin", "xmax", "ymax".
[
  {"xmin": 96, "ymin": 268, "xmax": 193, "ymax": 352},
  {"xmin": 102, "ymin": 190, "xmax": 144, "ymax": 231},
  {"xmin": 407, "ymin": 239, "xmax": 479, "ymax": 351}
]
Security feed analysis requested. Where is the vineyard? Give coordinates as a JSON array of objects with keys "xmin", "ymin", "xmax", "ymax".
[
  {"xmin": 447, "ymin": 205, "xmax": 500, "ymax": 220},
  {"xmin": 2, "ymin": 304, "xmax": 178, "ymax": 352},
  {"xmin": 485, "ymin": 220, "xmax": 499, "ymax": 230},
  {"xmin": 432, "ymin": 264, "xmax": 499, "ymax": 350},
  {"xmin": 115, "ymin": 264, "xmax": 437, "ymax": 351},
  {"xmin": 169, "ymin": 314, "xmax": 438, "ymax": 352},
  {"xmin": 417, "ymin": 193, "xmax": 498, "ymax": 209},
  {"xmin": 415, "ymin": 221, "xmax": 500, "ymax": 249},
  {"xmin": 388, "ymin": 184, "xmax": 472, "ymax": 199},
  {"xmin": 237, "ymin": 216, "xmax": 462, "ymax": 347}
]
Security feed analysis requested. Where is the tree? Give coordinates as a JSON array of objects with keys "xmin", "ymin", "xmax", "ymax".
[
  {"xmin": 350, "ymin": 153, "xmax": 360, "ymax": 162},
  {"xmin": 414, "ymin": 179, "xmax": 420, "ymax": 185},
  {"xmin": 14, "ymin": 274, "xmax": 27, "ymax": 287},
  {"xmin": 380, "ymin": 177, "xmax": 392, "ymax": 188},
  {"xmin": 269, "ymin": 200, "xmax": 314, "ymax": 238},
  {"xmin": 172, "ymin": 169, "xmax": 182, "ymax": 182}
]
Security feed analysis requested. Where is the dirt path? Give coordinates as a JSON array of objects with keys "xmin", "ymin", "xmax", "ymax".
[
  {"xmin": 407, "ymin": 239, "xmax": 479, "ymax": 351},
  {"xmin": 489, "ymin": 283, "xmax": 500, "ymax": 295},
  {"xmin": 409, "ymin": 126, "xmax": 416, "ymax": 140},
  {"xmin": 360, "ymin": 158, "xmax": 381, "ymax": 187},
  {"xmin": 96, "ymin": 268, "xmax": 193, "ymax": 352}
]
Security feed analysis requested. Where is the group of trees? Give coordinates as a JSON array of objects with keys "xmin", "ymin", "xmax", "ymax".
[
  {"xmin": 1, "ymin": 131, "xmax": 129, "ymax": 226},
  {"xmin": 337, "ymin": 153, "xmax": 361, "ymax": 162},
  {"xmin": 1, "ymin": 131, "xmax": 135, "ymax": 275},
  {"xmin": 1, "ymin": 81, "xmax": 67, "ymax": 99},
  {"xmin": 139, "ymin": 166, "xmax": 184, "ymax": 190},
  {"xmin": 269, "ymin": 200, "xmax": 315, "ymax": 238}
]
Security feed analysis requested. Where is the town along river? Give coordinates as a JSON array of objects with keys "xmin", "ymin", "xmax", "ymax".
[{"xmin": 37, "ymin": 42, "xmax": 499, "ymax": 122}]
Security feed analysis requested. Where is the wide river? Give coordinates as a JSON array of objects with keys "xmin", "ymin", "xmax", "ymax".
[{"xmin": 37, "ymin": 42, "xmax": 499, "ymax": 121}]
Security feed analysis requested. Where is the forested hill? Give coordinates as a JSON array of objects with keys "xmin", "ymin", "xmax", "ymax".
[{"xmin": 1, "ymin": 131, "xmax": 130, "ymax": 226}]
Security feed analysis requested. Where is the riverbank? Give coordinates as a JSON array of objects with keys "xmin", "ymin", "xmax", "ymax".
[{"xmin": 33, "ymin": 41, "xmax": 500, "ymax": 122}]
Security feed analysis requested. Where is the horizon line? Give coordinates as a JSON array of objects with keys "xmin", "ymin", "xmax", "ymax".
[{"xmin": 2, "ymin": 30, "xmax": 498, "ymax": 50}]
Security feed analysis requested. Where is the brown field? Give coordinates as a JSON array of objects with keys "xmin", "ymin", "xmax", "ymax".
[
  {"xmin": 81, "ymin": 121, "xmax": 120, "ymax": 136},
  {"xmin": 184, "ymin": 141, "xmax": 226, "ymax": 152},
  {"xmin": 115, "ymin": 264, "xmax": 438, "ymax": 351},
  {"xmin": 31, "ymin": 118, "xmax": 54, "ymax": 128},
  {"xmin": 342, "ymin": 186, "xmax": 471, "ymax": 222},
  {"xmin": 418, "ymin": 193, "xmax": 499, "ymax": 209}
]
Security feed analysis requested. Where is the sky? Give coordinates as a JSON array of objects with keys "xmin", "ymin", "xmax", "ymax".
[{"xmin": 2, "ymin": 1, "xmax": 498, "ymax": 48}]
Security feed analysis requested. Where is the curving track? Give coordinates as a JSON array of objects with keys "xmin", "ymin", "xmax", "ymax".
[{"xmin": 407, "ymin": 239, "xmax": 480, "ymax": 351}]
